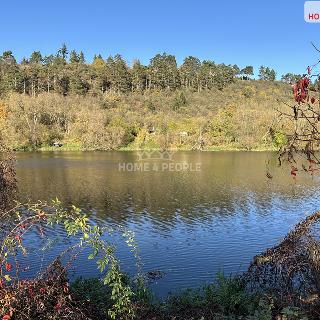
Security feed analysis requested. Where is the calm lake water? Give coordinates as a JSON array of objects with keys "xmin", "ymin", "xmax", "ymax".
[{"xmin": 15, "ymin": 151, "xmax": 320, "ymax": 296}]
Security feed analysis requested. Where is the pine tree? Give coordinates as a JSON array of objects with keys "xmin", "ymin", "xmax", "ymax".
[
  {"xmin": 91, "ymin": 55, "xmax": 109, "ymax": 92},
  {"xmin": 180, "ymin": 56, "xmax": 201, "ymax": 90},
  {"xmin": 69, "ymin": 50, "xmax": 80, "ymax": 64},
  {"xmin": 57, "ymin": 43, "xmax": 68, "ymax": 61},
  {"xmin": 0, "ymin": 51, "xmax": 20, "ymax": 94},
  {"xmin": 0, "ymin": 46, "xmax": 278, "ymax": 98},
  {"xmin": 107, "ymin": 55, "xmax": 132, "ymax": 92},
  {"xmin": 29, "ymin": 51, "xmax": 43, "ymax": 64},
  {"xmin": 79, "ymin": 51, "xmax": 85, "ymax": 64},
  {"xmin": 69, "ymin": 63, "xmax": 90, "ymax": 95},
  {"xmin": 131, "ymin": 60, "xmax": 147, "ymax": 92},
  {"xmin": 149, "ymin": 53, "xmax": 180, "ymax": 90}
]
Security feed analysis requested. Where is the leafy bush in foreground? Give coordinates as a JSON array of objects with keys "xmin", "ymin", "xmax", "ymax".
[
  {"xmin": 0, "ymin": 197, "xmax": 311, "ymax": 320},
  {"xmin": 0, "ymin": 200, "xmax": 138, "ymax": 319}
]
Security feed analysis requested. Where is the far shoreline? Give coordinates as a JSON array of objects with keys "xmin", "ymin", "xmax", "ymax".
[{"xmin": 12, "ymin": 146, "xmax": 279, "ymax": 153}]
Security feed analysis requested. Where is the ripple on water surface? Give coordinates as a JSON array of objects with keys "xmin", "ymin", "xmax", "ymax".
[{"xmin": 14, "ymin": 151, "xmax": 320, "ymax": 296}]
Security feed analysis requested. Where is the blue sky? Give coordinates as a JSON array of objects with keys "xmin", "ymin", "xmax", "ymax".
[{"xmin": 0, "ymin": 0, "xmax": 319, "ymax": 77}]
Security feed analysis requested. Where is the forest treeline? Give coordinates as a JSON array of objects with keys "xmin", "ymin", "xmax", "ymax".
[
  {"xmin": 0, "ymin": 44, "xmax": 299, "ymax": 96},
  {"xmin": 0, "ymin": 45, "xmax": 299, "ymax": 151}
]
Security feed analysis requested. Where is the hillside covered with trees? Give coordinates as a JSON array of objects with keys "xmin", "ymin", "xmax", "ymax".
[{"xmin": 0, "ymin": 45, "xmax": 300, "ymax": 151}]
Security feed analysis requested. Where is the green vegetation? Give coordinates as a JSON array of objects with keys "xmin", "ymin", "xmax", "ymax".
[
  {"xmin": 0, "ymin": 182, "xmax": 315, "ymax": 319},
  {"xmin": 0, "ymin": 46, "xmax": 298, "ymax": 152},
  {"xmin": 0, "ymin": 80, "xmax": 294, "ymax": 152},
  {"xmin": 258, "ymin": 66, "xmax": 276, "ymax": 81},
  {"xmin": 0, "ymin": 200, "xmax": 138, "ymax": 320},
  {"xmin": 0, "ymin": 142, "xmax": 316, "ymax": 320},
  {"xmin": 70, "ymin": 272, "xmax": 309, "ymax": 320},
  {"xmin": 1, "ymin": 47, "xmax": 317, "ymax": 318},
  {"xmin": 0, "ymin": 48, "xmax": 239, "ymax": 96}
]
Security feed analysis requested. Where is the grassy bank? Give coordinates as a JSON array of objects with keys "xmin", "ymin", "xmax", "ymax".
[
  {"xmin": 70, "ymin": 273, "xmax": 308, "ymax": 320},
  {"xmin": 33, "ymin": 144, "xmax": 278, "ymax": 152}
]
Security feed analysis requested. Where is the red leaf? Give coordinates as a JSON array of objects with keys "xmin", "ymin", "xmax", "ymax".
[
  {"xmin": 5, "ymin": 263, "xmax": 12, "ymax": 272},
  {"xmin": 291, "ymin": 166, "xmax": 298, "ymax": 177}
]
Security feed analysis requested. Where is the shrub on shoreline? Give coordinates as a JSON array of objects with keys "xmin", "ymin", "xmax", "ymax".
[{"xmin": 0, "ymin": 153, "xmax": 16, "ymax": 212}]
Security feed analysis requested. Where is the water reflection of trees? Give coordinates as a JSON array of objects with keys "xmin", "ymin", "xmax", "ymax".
[{"xmin": 16, "ymin": 151, "xmax": 320, "ymax": 230}]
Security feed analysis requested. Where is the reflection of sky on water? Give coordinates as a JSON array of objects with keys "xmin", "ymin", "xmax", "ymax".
[{"xmin": 14, "ymin": 151, "xmax": 320, "ymax": 296}]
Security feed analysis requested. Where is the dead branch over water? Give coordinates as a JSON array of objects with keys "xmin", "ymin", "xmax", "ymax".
[{"xmin": 245, "ymin": 211, "xmax": 320, "ymax": 317}]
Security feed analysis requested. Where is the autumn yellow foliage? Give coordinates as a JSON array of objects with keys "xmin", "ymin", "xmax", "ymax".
[
  {"xmin": 0, "ymin": 80, "xmax": 294, "ymax": 151},
  {"xmin": 0, "ymin": 100, "xmax": 6, "ymax": 120}
]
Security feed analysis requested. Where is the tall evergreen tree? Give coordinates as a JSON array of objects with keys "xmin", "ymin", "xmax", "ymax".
[
  {"xmin": 180, "ymin": 56, "xmax": 201, "ymax": 91},
  {"xmin": 0, "ymin": 46, "xmax": 279, "ymax": 98},
  {"xmin": 79, "ymin": 51, "xmax": 85, "ymax": 64},
  {"xmin": 0, "ymin": 51, "xmax": 20, "ymax": 94},
  {"xmin": 29, "ymin": 51, "xmax": 43, "ymax": 64},
  {"xmin": 131, "ymin": 60, "xmax": 147, "ymax": 92},
  {"xmin": 149, "ymin": 53, "xmax": 180, "ymax": 90},
  {"xmin": 57, "ymin": 43, "xmax": 68, "ymax": 61},
  {"xmin": 107, "ymin": 55, "xmax": 132, "ymax": 92},
  {"xmin": 91, "ymin": 55, "xmax": 109, "ymax": 93},
  {"xmin": 69, "ymin": 50, "xmax": 80, "ymax": 64}
]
